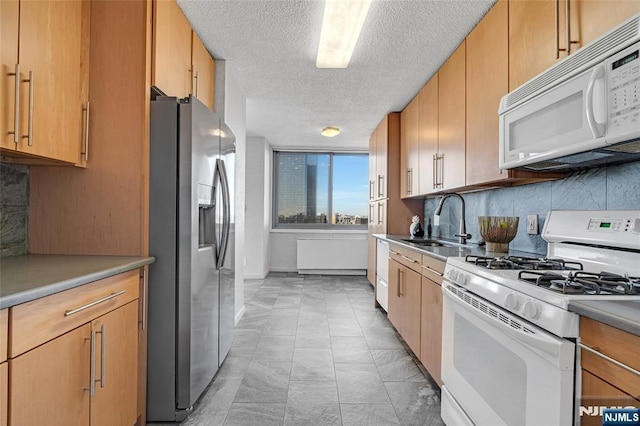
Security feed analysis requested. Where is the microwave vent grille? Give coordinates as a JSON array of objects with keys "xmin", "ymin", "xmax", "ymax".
[
  {"xmin": 605, "ymin": 139, "xmax": 640, "ymax": 154},
  {"xmin": 505, "ymin": 15, "xmax": 640, "ymax": 109}
]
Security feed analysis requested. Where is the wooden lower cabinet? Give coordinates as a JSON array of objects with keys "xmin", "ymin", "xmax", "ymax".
[
  {"xmin": 10, "ymin": 324, "xmax": 92, "ymax": 425},
  {"xmin": 9, "ymin": 302, "xmax": 138, "ymax": 426},
  {"xmin": 388, "ymin": 258, "xmax": 422, "ymax": 356},
  {"xmin": 7, "ymin": 270, "xmax": 143, "ymax": 426},
  {"xmin": 579, "ymin": 317, "xmax": 640, "ymax": 426},
  {"xmin": 90, "ymin": 302, "xmax": 138, "ymax": 426},
  {"xmin": 581, "ymin": 370, "xmax": 640, "ymax": 426},
  {"xmin": 420, "ymin": 277, "xmax": 442, "ymax": 386},
  {"xmin": 1, "ymin": 362, "xmax": 7, "ymax": 426}
]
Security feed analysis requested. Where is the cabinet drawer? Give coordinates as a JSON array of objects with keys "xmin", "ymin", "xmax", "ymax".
[
  {"xmin": 0, "ymin": 310, "xmax": 7, "ymax": 363},
  {"xmin": 10, "ymin": 270, "xmax": 139, "ymax": 357},
  {"xmin": 388, "ymin": 244, "xmax": 421, "ymax": 273},
  {"xmin": 580, "ymin": 317, "xmax": 640, "ymax": 398},
  {"xmin": 421, "ymin": 254, "xmax": 445, "ymax": 283}
]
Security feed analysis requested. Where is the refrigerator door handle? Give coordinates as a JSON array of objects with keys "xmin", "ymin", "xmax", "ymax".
[{"xmin": 216, "ymin": 158, "xmax": 231, "ymax": 270}]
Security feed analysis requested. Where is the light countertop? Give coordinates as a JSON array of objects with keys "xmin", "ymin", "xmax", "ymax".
[
  {"xmin": 0, "ymin": 254, "xmax": 155, "ymax": 309},
  {"xmin": 373, "ymin": 234, "xmax": 542, "ymax": 262},
  {"xmin": 569, "ymin": 300, "xmax": 640, "ymax": 337}
]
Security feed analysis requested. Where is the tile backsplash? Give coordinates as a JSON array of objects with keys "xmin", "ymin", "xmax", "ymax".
[
  {"xmin": 424, "ymin": 161, "xmax": 640, "ymax": 255},
  {"xmin": 1, "ymin": 163, "xmax": 29, "ymax": 257}
]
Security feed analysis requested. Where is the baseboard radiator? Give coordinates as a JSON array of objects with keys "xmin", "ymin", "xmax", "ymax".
[{"xmin": 296, "ymin": 238, "xmax": 367, "ymax": 275}]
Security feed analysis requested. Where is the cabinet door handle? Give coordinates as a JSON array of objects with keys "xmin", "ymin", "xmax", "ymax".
[
  {"xmin": 405, "ymin": 169, "xmax": 411, "ymax": 194},
  {"xmin": 194, "ymin": 70, "xmax": 199, "ymax": 97},
  {"xmin": 88, "ymin": 330, "xmax": 96, "ymax": 396},
  {"xmin": 432, "ymin": 154, "xmax": 437, "ymax": 189},
  {"xmin": 397, "ymin": 268, "xmax": 402, "ymax": 297},
  {"xmin": 64, "ymin": 290, "xmax": 126, "ymax": 316},
  {"xmin": 377, "ymin": 174, "xmax": 384, "ymax": 198},
  {"xmin": 389, "ymin": 250, "xmax": 399, "ymax": 256},
  {"xmin": 8, "ymin": 64, "xmax": 20, "ymax": 143},
  {"xmin": 401, "ymin": 255, "xmax": 418, "ymax": 264},
  {"xmin": 82, "ymin": 101, "xmax": 90, "ymax": 161},
  {"xmin": 439, "ymin": 154, "xmax": 445, "ymax": 188},
  {"xmin": 399, "ymin": 269, "xmax": 404, "ymax": 296},
  {"xmin": 377, "ymin": 202, "xmax": 383, "ymax": 225},
  {"xmin": 99, "ymin": 324, "xmax": 106, "ymax": 388},
  {"xmin": 369, "ymin": 180, "xmax": 374, "ymax": 200},
  {"xmin": 22, "ymin": 70, "xmax": 34, "ymax": 146},
  {"xmin": 578, "ymin": 343, "xmax": 640, "ymax": 378},
  {"xmin": 422, "ymin": 264, "xmax": 443, "ymax": 277},
  {"xmin": 140, "ymin": 268, "xmax": 147, "ymax": 330}
]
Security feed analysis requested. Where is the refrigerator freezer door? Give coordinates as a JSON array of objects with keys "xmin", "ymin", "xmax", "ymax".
[
  {"xmin": 176, "ymin": 96, "xmax": 221, "ymax": 410},
  {"xmin": 218, "ymin": 123, "xmax": 236, "ymax": 366}
]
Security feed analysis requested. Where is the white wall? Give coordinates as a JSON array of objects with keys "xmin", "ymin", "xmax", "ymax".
[
  {"xmin": 245, "ymin": 137, "xmax": 271, "ymax": 279},
  {"xmin": 217, "ymin": 61, "xmax": 247, "ymax": 323}
]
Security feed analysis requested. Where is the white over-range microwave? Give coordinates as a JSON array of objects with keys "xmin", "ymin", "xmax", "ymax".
[{"xmin": 499, "ymin": 13, "xmax": 640, "ymax": 171}]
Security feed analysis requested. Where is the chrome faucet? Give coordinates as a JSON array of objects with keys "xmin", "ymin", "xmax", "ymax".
[{"xmin": 433, "ymin": 193, "xmax": 472, "ymax": 245}]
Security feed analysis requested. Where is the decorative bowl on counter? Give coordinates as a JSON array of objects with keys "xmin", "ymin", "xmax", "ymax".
[{"xmin": 478, "ymin": 216, "xmax": 519, "ymax": 253}]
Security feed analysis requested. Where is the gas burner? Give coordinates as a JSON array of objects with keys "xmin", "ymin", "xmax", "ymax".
[
  {"xmin": 549, "ymin": 280, "xmax": 587, "ymax": 294},
  {"xmin": 465, "ymin": 255, "xmax": 583, "ymax": 271},
  {"xmin": 518, "ymin": 270, "xmax": 640, "ymax": 295},
  {"xmin": 572, "ymin": 271, "xmax": 640, "ymax": 295}
]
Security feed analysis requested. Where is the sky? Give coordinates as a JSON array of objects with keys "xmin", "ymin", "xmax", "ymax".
[{"xmin": 332, "ymin": 154, "xmax": 368, "ymax": 217}]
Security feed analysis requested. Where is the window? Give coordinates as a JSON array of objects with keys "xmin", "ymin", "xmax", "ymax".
[{"xmin": 273, "ymin": 152, "xmax": 368, "ymax": 228}]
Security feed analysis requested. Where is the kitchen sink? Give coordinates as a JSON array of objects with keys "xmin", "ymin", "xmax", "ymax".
[{"xmin": 402, "ymin": 239, "xmax": 445, "ymax": 247}]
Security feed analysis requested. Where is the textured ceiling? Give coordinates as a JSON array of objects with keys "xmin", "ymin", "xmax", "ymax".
[{"xmin": 177, "ymin": 0, "xmax": 495, "ymax": 150}]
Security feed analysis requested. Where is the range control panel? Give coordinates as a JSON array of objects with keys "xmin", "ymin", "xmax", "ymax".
[
  {"xmin": 543, "ymin": 210, "xmax": 640, "ymax": 250},
  {"xmin": 587, "ymin": 217, "xmax": 640, "ymax": 233}
]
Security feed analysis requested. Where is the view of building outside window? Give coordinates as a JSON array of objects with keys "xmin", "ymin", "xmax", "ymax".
[{"xmin": 274, "ymin": 152, "xmax": 368, "ymax": 227}]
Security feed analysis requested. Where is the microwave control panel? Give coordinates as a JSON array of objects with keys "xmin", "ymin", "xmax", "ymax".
[{"xmin": 608, "ymin": 42, "xmax": 640, "ymax": 132}]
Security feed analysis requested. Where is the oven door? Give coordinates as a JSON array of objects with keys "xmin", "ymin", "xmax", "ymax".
[{"xmin": 441, "ymin": 282, "xmax": 575, "ymax": 426}]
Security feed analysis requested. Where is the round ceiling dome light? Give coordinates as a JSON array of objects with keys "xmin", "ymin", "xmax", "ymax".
[{"xmin": 321, "ymin": 126, "xmax": 340, "ymax": 137}]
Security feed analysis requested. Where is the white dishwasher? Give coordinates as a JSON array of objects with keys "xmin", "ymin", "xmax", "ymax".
[{"xmin": 375, "ymin": 239, "xmax": 389, "ymax": 311}]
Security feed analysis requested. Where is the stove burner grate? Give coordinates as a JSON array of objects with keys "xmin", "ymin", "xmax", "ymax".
[
  {"xmin": 465, "ymin": 255, "xmax": 583, "ymax": 271},
  {"xmin": 518, "ymin": 270, "xmax": 640, "ymax": 295}
]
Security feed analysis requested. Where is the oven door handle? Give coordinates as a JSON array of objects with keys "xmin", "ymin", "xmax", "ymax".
[{"xmin": 444, "ymin": 286, "xmax": 573, "ymax": 367}]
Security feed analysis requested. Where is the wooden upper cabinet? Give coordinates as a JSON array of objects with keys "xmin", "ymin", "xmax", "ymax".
[
  {"xmin": 509, "ymin": 0, "xmax": 566, "ymax": 91},
  {"xmin": 153, "ymin": 0, "xmax": 216, "ymax": 110},
  {"xmin": 418, "ymin": 75, "xmax": 438, "ymax": 194},
  {"xmin": 570, "ymin": 0, "xmax": 640, "ymax": 51},
  {"xmin": 191, "ymin": 31, "xmax": 215, "ymax": 111},
  {"xmin": 375, "ymin": 116, "xmax": 388, "ymax": 200},
  {"xmin": 1, "ymin": 0, "xmax": 19, "ymax": 152},
  {"xmin": 1, "ymin": 0, "xmax": 90, "ymax": 164},
  {"xmin": 438, "ymin": 42, "xmax": 466, "ymax": 191},
  {"xmin": 368, "ymin": 131, "xmax": 376, "ymax": 201},
  {"xmin": 152, "ymin": 0, "xmax": 192, "ymax": 99},
  {"xmin": 466, "ymin": 0, "xmax": 508, "ymax": 185},
  {"xmin": 400, "ymin": 96, "xmax": 420, "ymax": 198}
]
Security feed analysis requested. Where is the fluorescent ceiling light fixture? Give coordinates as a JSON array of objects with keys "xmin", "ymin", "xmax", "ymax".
[
  {"xmin": 316, "ymin": 0, "xmax": 372, "ymax": 68},
  {"xmin": 321, "ymin": 126, "xmax": 340, "ymax": 137}
]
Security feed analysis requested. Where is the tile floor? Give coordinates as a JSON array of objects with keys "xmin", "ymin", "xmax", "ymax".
[{"xmin": 155, "ymin": 273, "xmax": 444, "ymax": 426}]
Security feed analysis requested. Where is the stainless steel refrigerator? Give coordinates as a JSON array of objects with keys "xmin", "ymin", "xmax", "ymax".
[{"xmin": 147, "ymin": 95, "xmax": 235, "ymax": 422}]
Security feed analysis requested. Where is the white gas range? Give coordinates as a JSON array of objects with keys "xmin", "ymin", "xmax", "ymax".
[{"xmin": 440, "ymin": 210, "xmax": 640, "ymax": 426}]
